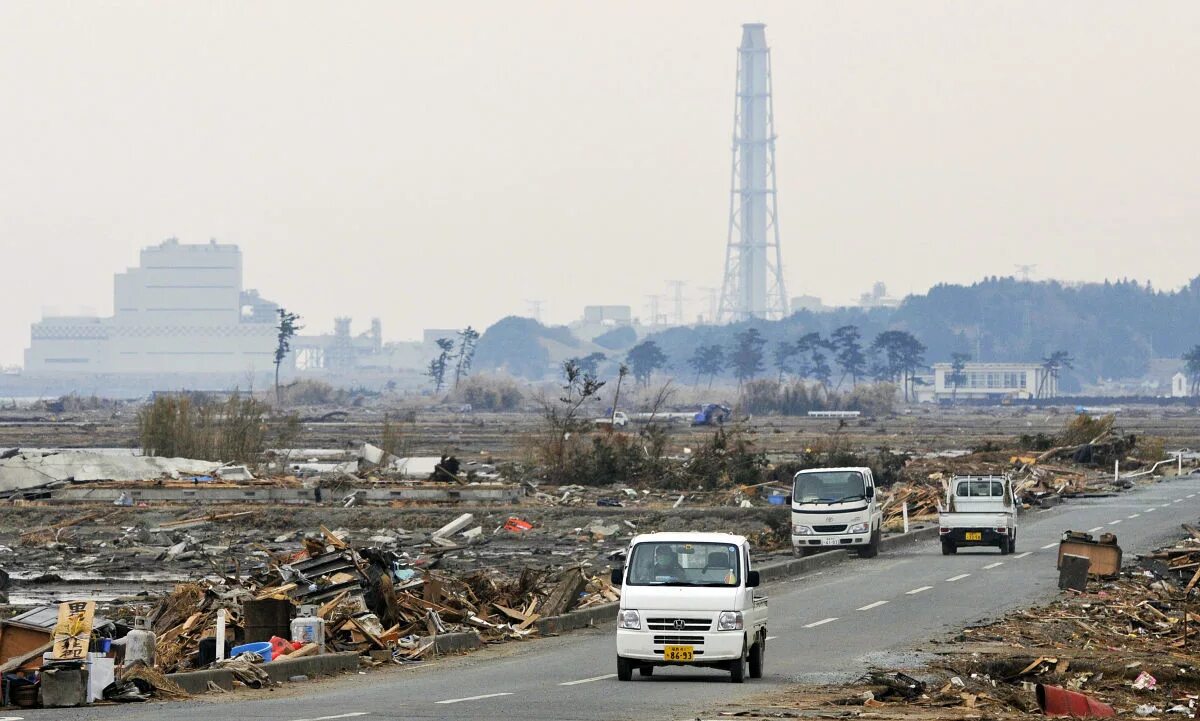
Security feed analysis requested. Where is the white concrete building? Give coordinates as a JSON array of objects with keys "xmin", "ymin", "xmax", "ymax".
[
  {"xmin": 24, "ymin": 239, "xmax": 279, "ymax": 375},
  {"xmin": 930, "ymin": 361, "xmax": 1052, "ymax": 401},
  {"xmin": 1173, "ymin": 372, "xmax": 1191, "ymax": 397}
]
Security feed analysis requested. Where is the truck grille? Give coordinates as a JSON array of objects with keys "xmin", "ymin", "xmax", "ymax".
[
  {"xmin": 647, "ymin": 617, "xmax": 712, "ymax": 631},
  {"xmin": 813, "ymin": 524, "xmax": 847, "ymax": 533}
]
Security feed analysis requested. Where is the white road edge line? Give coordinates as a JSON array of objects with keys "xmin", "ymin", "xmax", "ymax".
[
  {"xmin": 560, "ymin": 674, "xmax": 616, "ymax": 686},
  {"xmin": 1041, "ymin": 543, "xmax": 1058, "ymax": 549},
  {"xmin": 1037, "ymin": 508, "xmax": 1052, "ymax": 513},
  {"xmin": 1013, "ymin": 552, "xmax": 1032, "ymax": 559},
  {"xmin": 290, "ymin": 714, "xmax": 370, "ymax": 721},
  {"xmin": 803, "ymin": 617, "xmax": 838, "ymax": 628},
  {"xmin": 906, "ymin": 586, "xmax": 933, "ymax": 595},
  {"xmin": 945, "ymin": 574, "xmax": 970, "ymax": 582},
  {"xmin": 1087, "ymin": 526, "xmax": 1104, "ymax": 532},
  {"xmin": 857, "ymin": 601, "xmax": 889, "ymax": 611},
  {"xmin": 436, "ymin": 693, "xmax": 514, "ymax": 705},
  {"xmin": 983, "ymin": 562, "xmax": 1004, "ymax": 569}
]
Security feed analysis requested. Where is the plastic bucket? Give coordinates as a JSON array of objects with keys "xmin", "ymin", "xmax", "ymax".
[
  {"xmin": 768, "ymin": 494, "xmax": 786, "ymax": 506},
  {"xmin": 230, "ymin": 641, "xmax": 273, "ymax": 662}
]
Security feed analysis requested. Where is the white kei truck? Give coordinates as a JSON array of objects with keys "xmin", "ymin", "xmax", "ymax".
[
  {"xmin": 611, "ymin": 532, "xmax": 768, "ymax": 683},
  {"xmin": 938, "ymin": 475, "xmax": 1019, "ymax": 555},
  {"xmin": 790, "ymin": 467, "xmax": 884, "ymax": 558}
]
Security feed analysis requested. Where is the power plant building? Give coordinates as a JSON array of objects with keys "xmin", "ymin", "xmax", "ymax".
[{"xmin": 24, "ymin": 239, "xmax": 279, "ymax": 375}]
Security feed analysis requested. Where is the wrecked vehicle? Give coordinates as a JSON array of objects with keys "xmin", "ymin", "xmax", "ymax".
[
  {"xmin": 939, "ymin": 475, "xmax": 1018, "ymax": 555},
  {"xmin": 611, "ymin": 532, "xmax": 767, "ymax": 683}
]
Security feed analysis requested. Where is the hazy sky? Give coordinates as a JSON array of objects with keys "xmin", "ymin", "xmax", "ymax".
[{"xmin": 2, "ymin": 2, "xmax": 1198, "ymax": 366}]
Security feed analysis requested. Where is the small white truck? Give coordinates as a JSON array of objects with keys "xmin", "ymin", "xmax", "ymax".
[
  {"xmin": 594, "ymin": 411, "xmax": 630, "ymax": 428},
  {"xmin": 938, "ymin": 475, "xmax": 1018, "ymax": 555},
  {"xmin": 612, "ymin": 532, "xmax": 768, "ymax": 683},
  {"xmin": 790, "ymin": 467, "xmax": 883, "ymax": 557}
]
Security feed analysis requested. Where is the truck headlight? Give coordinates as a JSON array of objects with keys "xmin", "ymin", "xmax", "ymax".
[
  {"xmin": 618, "ymin": 610, "xmax": 641, "ymax": 630},
  {"xmin": 848, "ymin": 522, "xmax": 869, "ymax": 534},
  {"xmin": 792, "ymin": 524, "xmax": 813, "ymax": 535},
  {"xmin": 717, "ymin": 611, "xmax": 744, "ymax": 631}
]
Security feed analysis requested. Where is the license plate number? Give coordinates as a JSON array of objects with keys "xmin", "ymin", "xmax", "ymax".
[
  {"xmin": 965, "ymin": 532, "xmax": 982, "ymax": 541},
  {"xmin": 663, "ymin": 645, "xmax": 694, "ymax": 662},
  {"xmin": 821, "ymin": 538, "xmax": 840, "ymax": 546}
]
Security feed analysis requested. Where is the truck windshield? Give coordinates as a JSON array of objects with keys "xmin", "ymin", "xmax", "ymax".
[
  {"xmin": 626, "ymin": 542, "xmax": 741, "ymax": 586},
  {"xmin": 793, "ymin": 471, "xmax": 867, "ymax": 504}
]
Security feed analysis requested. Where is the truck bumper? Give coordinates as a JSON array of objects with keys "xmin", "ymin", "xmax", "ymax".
[
  {"xmin": 792, "ymin": 532, "xmax": 871, "ymax": 549},
  {"xmin": 941, "ymin": 528, "xmax": 1008, "ymax": 546},
  {"xmin": 615, "ymin": 629, "xmax": 745, "ymax": 664}
]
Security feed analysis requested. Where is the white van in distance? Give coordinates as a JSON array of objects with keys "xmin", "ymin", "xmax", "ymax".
[{"xmin": 791, "ymin": 467, "xmax": 883, "ymax": 557}]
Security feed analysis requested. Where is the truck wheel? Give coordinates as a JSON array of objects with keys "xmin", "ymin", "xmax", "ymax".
[
  {"xmin": 730, "ymin": 644, "xmax": 747, "ymax": 683},
  {"xmin": 748, "ymin": 639, "xmax": 764, "ymax": 679},
  {"xmin": 1008, "ymin": 533, "xmax": 1017, "ymax": 554},
  {"xmin": 617, "ymin": 656, "xmax": 634, "ymax": 681},
  {"xmin": 941, "ymin": 540, "xmax": 956, "ymax": 555},
  {"xmin": 856, "ymin": 529, "xmax": 881, "ymax": 558},
  {"xmin": 998, "ymin": 538, "xmax": 1011, "ymax": 555},
  {"xmin": 639, "ymin": 666, "xmax": 654, "ymax": 677}
]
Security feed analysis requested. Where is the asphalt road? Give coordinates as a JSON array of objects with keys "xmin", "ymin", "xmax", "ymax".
[{"xmin": 19, "ymin": 474, "xmax": 1200, "ymax": 721}]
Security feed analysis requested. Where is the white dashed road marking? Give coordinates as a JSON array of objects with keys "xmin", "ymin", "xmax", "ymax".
[
  {"xmin": 1087, "ymin": 526, "xmax": 1104, "ymax": 533},
  {"xmin": 1013, "ymin": 552, "xmax": 1032, "ymax": 559},
  {"xmin": 1128, "ymin": 514, "xmax": 1140, "ymax": 519},
  {"xmin": 766, "ymin": 635, "xmax": 777, "ymax": 641},
  {"xmin": 291, "ymin": 714, "xmax": 369, "ymax": 721},
  {"xmin": 983, "ymin": 562, "xmax": 1004, "ymax": 569},
  {"xmin": 858, "ymin": 601, "xmax": 889, "ymax": 611},
  {"xmin": 1109, "ymin": 519, "xmax": 1122, "ymax": 525},
  {"xmin": 804, "ymin": 618, "xmax": 838, "ymax": 628},
  {"xmin": 1146, "ymin": 508, "xmax": 1157, "ymax": 513},
  {"xmin": 1189, "ymin": 494, "xmax": 1197, "ymax": 499},
  {"xmin": 560, "ymin": 675, "xmax": 616, "ymax": 686},
  {"xmin": 945, "ymin": 574, "xmax": 970, "ymax": 582},
  {"xmin": 1174, "ymin": 499, "xmax": 1184, "ymax": 504},
  {"xmin": 1041, "ymin": 543, "xmax": 1058, "ymax": 549},
  {"xmin": 906, "ymin": 586, "xmax": 933, "ymax": 595},
  {"xmin": 436, "ymin": 693, "xmax": 514, "ymax": 705}
]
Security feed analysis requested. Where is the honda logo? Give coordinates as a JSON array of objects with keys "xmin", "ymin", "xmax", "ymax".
[
  {"xmin": 673, "ymin": 619, "xmax": 686, "ymax": 630},
  {"xmin": 825, "ymin": 516, "xmax": 834, "ymax": 523}
]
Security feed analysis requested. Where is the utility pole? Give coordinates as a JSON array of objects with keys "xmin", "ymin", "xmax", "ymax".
[{"xmin": 667, "ymin": 280, "xmax": 686, "ymax": 326}]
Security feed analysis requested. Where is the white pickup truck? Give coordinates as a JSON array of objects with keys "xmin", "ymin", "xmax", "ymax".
[
  {"xmin": 612, "ymin": 532, "xmax": 768, "ymax": 683},
  {"xmin": 938, "ymin": 475, "xmax": 1018, "ymax": 555},
  {"xmin": 595, "ymin": 411, "xmax": 630, "ymax": 428}
]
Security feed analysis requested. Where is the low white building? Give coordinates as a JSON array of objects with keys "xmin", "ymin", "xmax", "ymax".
[
  {"xmin": 930, "ymin": 361, "xmax": 1053, "ymax": 401},
  {"xmin": 24, "ymin": 239, "xmax": 279, "ymax": 375},
  {"xmin": 1173, "ymin": 372, "xmax": 1192, "ymax": 397}
]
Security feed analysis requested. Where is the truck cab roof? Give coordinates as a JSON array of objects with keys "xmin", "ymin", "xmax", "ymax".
[
  {"xmin": 628, "ymin": 531, "xmax": 748, "ymax": 546},
  {"xmin": 793, "ymin": 466, "xmax": 872, "ymax": 475}
]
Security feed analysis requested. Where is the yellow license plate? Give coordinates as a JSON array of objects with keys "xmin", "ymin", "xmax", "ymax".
[
  {"xmin": 965, "ymin": 532, "xmax": 982, "ymax": 541},
  {"xmin": 663, "ymin": 645, "xmax": 694, "ymax": 662}
]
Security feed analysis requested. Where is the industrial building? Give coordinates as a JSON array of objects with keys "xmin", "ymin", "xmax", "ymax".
[
  {"xmin": 24, "ymin": 239, "xmax": 279, "ymax": 376},
  {"xmin": 929, "ymin": 362, "xmax": 1054, "ymax": 401}
]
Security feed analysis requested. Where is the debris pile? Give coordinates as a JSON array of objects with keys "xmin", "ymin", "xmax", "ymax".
[{"xmin": 142, "ymin": 523, "xmax": 611, "ymax": 674}]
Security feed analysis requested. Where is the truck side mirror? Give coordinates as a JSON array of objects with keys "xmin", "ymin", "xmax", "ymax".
[
  {"xmin": 610, "ymin": 565, "xmax": 623, "ymax": 586},
  {"xmin": 746, "ymin": 570, "xmax": 760, "ymax": 588},
  {"xmin": 865, "ymin": 486, "xmax": 875, "ymax": 499},
  {"xmin": 785, "ymin": 494, "xmax": 792, "ymax": 505}
]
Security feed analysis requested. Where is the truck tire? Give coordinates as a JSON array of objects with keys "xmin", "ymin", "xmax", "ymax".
[
  {"xmin": 730, "ymin": 643, "xmax": 747, "ymax": 683},
  {"xmin": 748, "ymin": 637, "xmax": 764, "ymax": 679},
  {"xmin": 857, "ymin": 528, "xmax": 881, "ymax": 558},
  {"xmin": 998, "ymin": 537, "xmax": 1010, "ymax": 555},
  {"xmin": 639, "ymin": 666, "xmax": 654, "ymax": 677},
  {"xmin": 941, "ymin": 539, "xmax": 956, "ymax": 555},
  {"xmin": 1007, "ymin": 532, "xmax": 1017, "ymax": 554},
  {"xmin": 617, "ymin": 656, "xmax": 634, "ymax": 681}
]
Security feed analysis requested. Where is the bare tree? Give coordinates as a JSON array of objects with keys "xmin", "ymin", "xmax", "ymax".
[{"xmin": 274, "ymin": 308, "xmax": 302, "ymax": 406}]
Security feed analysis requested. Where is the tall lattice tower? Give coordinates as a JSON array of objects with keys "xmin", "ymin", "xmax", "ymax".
[{"xmin": 718, "ymin": 23, "xmax": 789, "ymax": 323}]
